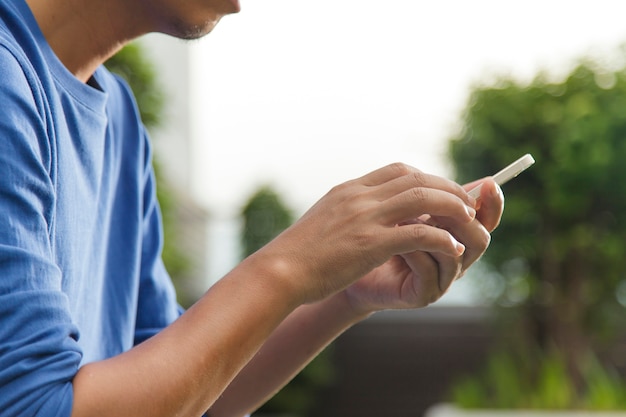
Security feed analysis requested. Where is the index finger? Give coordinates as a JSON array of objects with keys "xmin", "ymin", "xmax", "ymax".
[{"xmin": 359, "ymin": 163, "xmax": 475, "ymax": 207}]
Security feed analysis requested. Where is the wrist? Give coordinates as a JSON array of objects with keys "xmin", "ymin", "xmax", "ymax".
[
  {"xmin": 334, "ymin": 289, "xmax": 375, "ymax": 323},
  {"xmin": 240, "ymin": 247, "xmax": 308, "ymax": 310}
]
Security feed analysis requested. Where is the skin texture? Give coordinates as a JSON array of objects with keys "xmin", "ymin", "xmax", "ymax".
[{"xmin": 20, "ymin": 1, "xmax": 505, "ymax": 416}]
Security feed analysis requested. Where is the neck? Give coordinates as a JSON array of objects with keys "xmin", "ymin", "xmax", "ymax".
[{"xmin": 25, "ymin": 0, "xmax": 150, "ymax": 82}]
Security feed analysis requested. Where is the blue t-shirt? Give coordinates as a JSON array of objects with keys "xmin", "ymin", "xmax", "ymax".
[{"xmin": 0, "ymin": 0, "xmax": 182, "ymax": 415}]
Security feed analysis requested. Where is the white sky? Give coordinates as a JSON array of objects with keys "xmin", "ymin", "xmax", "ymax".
[
  {"xmin": 190, "ymin": 0, "xmax": 626, "ymax": 219},
  {"xmin": 172, "ymin": 0, "xmax": 626, "ymax": 293}
]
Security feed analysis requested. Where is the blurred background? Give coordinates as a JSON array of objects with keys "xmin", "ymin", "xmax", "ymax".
[{"xmin": 107, "ymin": 1, "xmax": 626, "ymax": 416}]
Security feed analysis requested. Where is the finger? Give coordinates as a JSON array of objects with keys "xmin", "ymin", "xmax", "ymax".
[
  {"xmin": 400, "ymin": 251, "xmax": 441, "ymax": 306},
  {"xmin": 427, "ymin": 251, "xmax": 463, "ymax": 293},
  {"xmin": 474, "ymin": 179, "xmax": 505, "ymax": 232},
  {"xmin": 463, "ymin": 177, "xmax": 488, "ymax": 193},
  {"xmin": 399, "ymin": 250, "xmax": 462, "ymax": 306},
  {"xmin": 357, "ymin": 163, "xmax": 418, "ymax": 187},
  {"xmin": 427, "ymin": 214, "xmax": 491, "ymax": 271},
  {"xmin": 383, "ymin": 222, "xmax": 466, "ymax": 258},
  {"xmin": 373, "ymin": 170, "xmax": 473, "ymax": 206},
  {"xmin": 379, "ymin": 187, "xmax": 476, "ymax": 226},
  {"xmin": 457, "ymin": 222, "xmax": 491, "ymax": 272},
  {"xmin": 357, "ymin": 164, "xmax": 476, "ymax": 208}
]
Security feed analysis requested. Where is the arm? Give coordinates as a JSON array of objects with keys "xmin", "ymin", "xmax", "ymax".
[
  {"xmin": 0, "ymin": 97, "xmax": 493, "ymax": 417},
  {"xmin": 72, "ymin": 257, "xmax": 301, "ymax": 417},
  {"xmin": 208, "ymin": 178, "xmax": 505, "ymax": 417},
  {"xmin": 0, "ymin": 25, "xmax": 489, "ymax": 417},
  {"xmin": 207, "ymin": 292, "xmax": 368, "ymax": 417},
  {"xmin": 72, "ymin": 164, "xmax": 481, "ymax": 417}
]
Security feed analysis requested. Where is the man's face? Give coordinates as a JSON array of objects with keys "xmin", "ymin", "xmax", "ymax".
[{"xmin": 144, "ymin": 0, "xmax": 241, "ymax": 39}]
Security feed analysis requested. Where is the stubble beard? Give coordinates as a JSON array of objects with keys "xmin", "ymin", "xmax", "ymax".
[{"xmin": 167, "ymin": 15, "xmax": 221, "ymax": 40}]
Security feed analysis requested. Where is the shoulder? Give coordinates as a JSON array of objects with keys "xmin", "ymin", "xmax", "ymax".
[
  {"xmin": 0, "ymin": 33, "xmax": 41, "ymax": 100},
  {"xmin": 0, "ymin": 35, "xmax": 53, "ymax": 168},
  {"xmin": 0, "ymin": 8, "xmax": 57, "ymax": 129},
  {"xmin": 0, "ymin": 27, "xmax": 58, "ymax": 172},
  {"xmin": 0, "ymin": 0, "xmax": 50, "ymax": 102}
]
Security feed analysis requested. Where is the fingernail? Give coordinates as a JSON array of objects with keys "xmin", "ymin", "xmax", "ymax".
[
  {"xmin": 468, "ymin": 195, "xmax": 477, "ymax": 208},
  {"xmin": 450, "ymin": 235, "xmax": 465, "ymax": 256},
  {"xmin": 493, "ymin": 184, "xmax": 503, "ymax": 198},
  {"xmin": 455, "ymin": 241, "xmax": 466, "ymax": 256},
  {"xmin": 466, "ymin": 206, "xmax": 476, "ymax": 220}
]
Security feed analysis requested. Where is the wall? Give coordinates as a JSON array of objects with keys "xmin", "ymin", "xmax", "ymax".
[{"xmin": 311, "ymin": 306, "xmax": 496, "ymax": 417}]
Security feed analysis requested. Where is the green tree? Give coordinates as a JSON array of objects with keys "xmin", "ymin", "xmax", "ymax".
[
  {"xmin": 448, "ymin": 51, "xmax": 626, "ymax": 409},
  {"xmin": 240, "ymin": 185, "xmax": 334, "ymax": 416},
  {"xmin": 241, "ymin": 185, "xmax": 294, "ymax": 257},
  {"xmin": 104, "ymin": 43, "xmax": 164, "ymax": 128},
  {"xmin": 105, "ymin": 43, "xmax": 192, "ymax": 304}
]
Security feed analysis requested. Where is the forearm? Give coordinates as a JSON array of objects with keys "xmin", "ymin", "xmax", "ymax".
[
  {"xmin": 71, "ymin": 255, "xmax": 301, "ymax": 417},
  {"xmin": 69, "ymin": 163, "xmax": 492, "ymax": 417},
  {"xmin": 208, "ymin": 291, "xmax": 370, "ymax": 417}
]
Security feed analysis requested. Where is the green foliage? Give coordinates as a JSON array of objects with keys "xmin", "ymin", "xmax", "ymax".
[
  {"xmin": 450, "ymin": 62, "xmax": 626, "ymax": 294},
  {"xmin": 260, "ymin": 352, "xmax": 335, "ymax": 416},
  {"xmin": 153, "ymin": 159, "xmax": 193, "ymax": 291},
  {"xmin": 448, "ymin": 49, "xmax": 626, "ymax": 409},
  {"xmin": 240, "ymin": 185, "xmax": 334, "ymax": 416},
  {"xmin": 241, "ymin": 185, "xmax": 295, "ymax": 257},
  {"xmin": 104, "ymin": 43, "xmax": 165, "ymax": 129},
  {"xmin": 451, "ymin": 350, "xmax": 626, "ymax": 410}
]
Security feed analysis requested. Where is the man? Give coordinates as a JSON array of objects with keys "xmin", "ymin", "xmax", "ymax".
[{"xmin": 0, "ymin": 0, "xmax": 504, "ymax": 416}]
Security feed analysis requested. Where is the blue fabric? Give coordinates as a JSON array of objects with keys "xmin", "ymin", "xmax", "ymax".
[{"xmin": 0, "ymin": 0, "xmax": 181, "ymax": 415}]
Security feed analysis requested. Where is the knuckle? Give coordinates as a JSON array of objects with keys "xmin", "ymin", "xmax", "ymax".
[
  {"xmin": 409, "ymin": 223, "xmax": 429, "ymax": 242},
  {"xmin": 435, "ymin": 227, "xmax": 454, "ymax": 247},
  {"xmin": 328, "ymin": 180, "xmax": 353, "ymax": 195},
  {"xmin": 387, "ymin": 162, "xmax": 412, "ymax": 177},
  {"xmin": 428, "ymin": 290, "xmax": 441, "ymax": 305},
  {"xmin": 409, "ymin": 171, "xmax": 427, "ymax": 186},
  {"xmin": 358, "ymin": 232, "xmax": 388, "ymax": 268},
  {"xmin": 423, "ymin": 276, "xmax": 444, "ymax": 306},
  {"xmin": 408, "ymin": 186, "xmax": 428, "ymax": 203}
]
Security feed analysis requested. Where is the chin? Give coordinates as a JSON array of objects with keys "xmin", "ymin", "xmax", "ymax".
[
  {"xmin": 163, "ymin": 15, "xmax": 221, "ymax": 40},
  {"xmin": 181, "ymin": 20, "xmax": 220, "ymax": 40},
  {"xmin": 226, "ymin": 0, "xmax": 241, "ymax": 13},
  {"xmin": 155, "ymin": 0, "xmax": 240, "ymax": 40}
]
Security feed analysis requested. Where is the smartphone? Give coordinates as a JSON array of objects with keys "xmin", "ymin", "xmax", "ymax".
[{"xmin": 467, "ymin": 153, "xmax": 535, "ymax": 199}]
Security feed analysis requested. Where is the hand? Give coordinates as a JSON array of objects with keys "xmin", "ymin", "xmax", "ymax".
[
  {"xmin": 341, "ymin": 178, "xmax": 504, "ymax": 314},
  {"xmin": 249, "ymin": 163, "xmax": 477, "ymax": 305}
]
